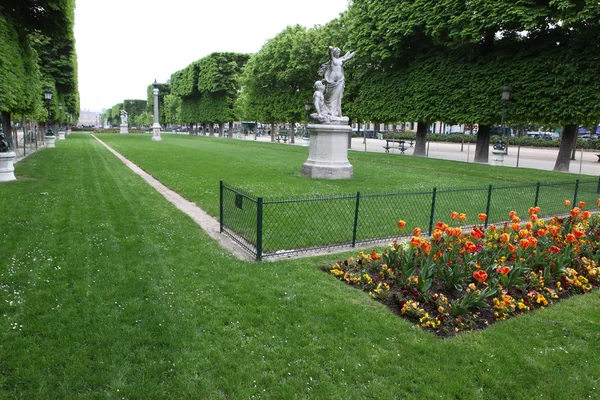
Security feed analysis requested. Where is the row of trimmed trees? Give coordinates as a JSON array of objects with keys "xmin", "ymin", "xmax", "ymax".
[
  {"xmin": 0, "ymin": 0, "xmax": 79, "ymax": 146},
  {"xmin": 107, "ymin": 1, "xmax": 599, "ymax": 171}
]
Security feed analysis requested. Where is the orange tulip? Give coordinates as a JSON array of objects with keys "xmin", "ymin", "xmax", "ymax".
[
  {"xmin": 508, "ymin": 244, "xmax": 518, "ymax": 252},
  {"xmin": 529, "ymin": 214, "xmax": 538, "ymax": 223},
  {"xmin": 470, "ymin": 228, "xmax": 484, "ymax": 240},
  {"xmin": 478, "ymin": 213, "xmax": 487, "ymax": 221},
  {"xmin": 528, "ymin": 237, "xmax": 538, "ymax": 247},
  {"xmin": 573, "ymin": 229, "xmax": 586, "ymax": 238},
  {"xmin": 421, "ymin": 241, "xmax": 431, "ymax": 254},
  {"xmin": 410, "ymin": 237, "xmax": 421, "ymax": 247},
  {"xmin": 435, "ymin": 221, "xmax": 448, "ymax": 231},
  {"xmin": 512, "ymin": 216, "xmax": 521, "ymax": 224},
  {"xmin": 432, "ymin": 229, "xmax": 443, "ymax": 240},
  {"xmin": 497, "ymin": 266, "xmax": 511, "ymax": 275},
  {"xmin": 597, "ymin": 198, "xmax": 600, "ymax": 208},
  {"xmin": 582, "ymin": 211, "xmax": 592, "ymax": 219},
  {"xmin": 511, "ymin": 223, "xmax": 521, "ymax": 232},
  {"xmin": 464, "ymin": 241, "xmax": 477, "ymax": 253},
  {"xmin": 489, "ymin": 225, "xmax": 497, "ymax": 232},
  {"xmin": 397, "ymin": 220, "xmax": 406, "ymax": 229},
  {"xmin": 509, "ymin": 210, "xmax": 517, "ymax": 218},
  {"xmin": 500, "ymin": 233, "xmax": 511, "ymax": 243},
  {"xmin": 459, "ymin": 213, "xmax": 467, "ymax": 222},
  {"xmin": 528, "ymin": 207, "xmax": 537, "ymax": 215},
  {"xmin": 563, "ymin": 200, "xmax": 571, "ymax": 207},
  {"xmin": 519, "ymin": 238, "xmax": 530, "ymax": 249},
  {"xmin": 578, "ymin": 201, "xmax": 586, "ymax": 208},
  {"xmin": 518, "ymin": 229, "xmax": 530, "ymax": 239},
  {"xmin": 536, "ymin": 229, "xmax": 547, "ymax": 237},
  {"xmin": 473, "ymin": 270, "xmax": 488, "ymax": 283},
  {"xmin": 549, "ymin": 245, "xmax": 561, "ymax": 254},
  {"xmin": 570, "ymin": 207, "xmax": 581, "ymax": 217},
  {"xmin": 565, "ymin": 233, "xmax": 577, "ymax": 243},
  {"xmin": 525, "ymin": 221, "xmax": 533, "ymax": 230},
  {"xmin": 413, "ymin": 227, "xmax": 422, "ymax": 237},
  {"xmin": 450, "ymin": 211, "xmax": 459, "ymax": 220},
  {"xmin": 453, "ymin": 227, "xmax": 463, "ymax": 237}
]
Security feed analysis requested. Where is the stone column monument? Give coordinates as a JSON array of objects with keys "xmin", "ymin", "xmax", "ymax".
[
  {"xmin": 302, "ymin": 46, "xmax": 355, "ymax": 179},
  {"xmin": 119, "ymin": 110, "xmax": 129, "ymax": 134},
  {"xmin": 151, "ymin": 80, "xmax": 162, "ymax": 141}
]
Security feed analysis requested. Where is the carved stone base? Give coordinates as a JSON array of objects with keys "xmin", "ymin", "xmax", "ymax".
[
  {"xmin": 58, "ymin": 131, "xmax": 66, "ymax": 140},
  {"xmin": 151, "ymin": 123, "xmax": 162, "ymax": 141},
  {"xmin": 45, "ymin": 136, "xmax": 56, "ymax": 148},
  {"xmin": 302, "ymin": 123, "xmax": 353, "ymax": 179},
  {"xmin": 0, "ymin": 151, "xmax": 16, "ymax": 182},
  {"xmin": 491, "ymin": 149, "xmax": 505, "ymax": 166},
  {"xmin": 120, "ymin": 124, "xmax": 129, "ymax": 134}
]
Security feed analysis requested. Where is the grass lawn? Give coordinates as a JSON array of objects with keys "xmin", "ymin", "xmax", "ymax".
[
  {"xmin": 0, "ymin": 133, "xmax": 599, "ymax": 398},
  {"xmin": 98, "ymin": 133, "xmax": 599, "ymax": 255}
]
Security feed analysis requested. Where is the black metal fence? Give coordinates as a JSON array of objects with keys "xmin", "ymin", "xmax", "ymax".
[{"xmin": 220, "ymin": 178, "xmax": 600, "ymax": 261}]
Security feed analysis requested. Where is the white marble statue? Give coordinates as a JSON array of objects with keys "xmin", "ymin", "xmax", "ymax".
[{"xmin": 120, "ymin": 110, "xmax": 128, "ymax": 125}]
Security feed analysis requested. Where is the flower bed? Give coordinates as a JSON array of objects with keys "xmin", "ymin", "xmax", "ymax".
[{"xmin": 327, "ymin": 200, "xmax": 600, "ymax": 337}]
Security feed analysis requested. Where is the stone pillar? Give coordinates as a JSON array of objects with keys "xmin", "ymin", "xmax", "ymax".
[
  {"xmin": 0, "ymin": 151, "xmax": 16, "ymax": 182},
  {"xmin": 301, "ymin": 123, "xmax": 353, "ymax": 179},
  {"xmin": 152, "ymin": 82, "xmax": 162, "ymax": 142}
]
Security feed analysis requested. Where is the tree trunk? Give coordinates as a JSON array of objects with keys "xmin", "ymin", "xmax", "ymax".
[
  {"xmin": 229, "ymin": 122, "xmax": 233, "ymax": 138},
  {"xmin": 270, "ymin": 123, "xmax": 275, "ymax": 142},
  {"xmin": 209, "ymin": 124, "xmax": 214, "ymax": 136},
  {"xmin": 413, "ymin": 121, "xmax": 428, "ymax": 156},
  {"xmin": 570, "ymin": 127, "xmax": 577, "ymax": 160},
  {"xmin": 474, "ymin": 124, "xmax": 491, "ymax": 163},
  {"xmin": 290, "ymin": 122, "xmax": 295, "ymax": 144},
  {"xmin": 554, "ymin": 124, "xmax": 577, "ymax": 172},
  {"xmin": 218, "ymin": 123, "xmax": 224, "ymax": 137}
]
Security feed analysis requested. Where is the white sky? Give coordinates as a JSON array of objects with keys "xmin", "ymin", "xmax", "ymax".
[{"xmin": 74, "ymin": 0, "xmax": 350, "ymax": 112}]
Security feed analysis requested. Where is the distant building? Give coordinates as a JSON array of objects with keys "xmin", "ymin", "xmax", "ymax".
[{"xmin": 77, "ymin": 110, "xmax": 100, "ymax": 127}]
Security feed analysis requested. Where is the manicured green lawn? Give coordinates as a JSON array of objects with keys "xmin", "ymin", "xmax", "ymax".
[
  {"xmin": 98, "ymin": 133, "xmax": 598, "ymax": 255},
  {"xmin": 1, "ymin": 133, "xmax": 599, "ymax": 398}
]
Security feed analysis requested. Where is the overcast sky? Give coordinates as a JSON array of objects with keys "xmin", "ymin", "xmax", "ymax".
[{"xmin": 74, "ymin": 0, "xmax": 350, "ymax": 112}]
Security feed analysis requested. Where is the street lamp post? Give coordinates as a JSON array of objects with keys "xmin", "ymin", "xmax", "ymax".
[
  {"xmin": 44, "ymin": 88, "xmax": 56, "ymax": 148},
  {"xmin": 151, "ymin": 79, "xmax": 162, "ymax": 141},
  {"xmin": 501, "ymin": 85, "xmax": 511, "ymax": 154}
]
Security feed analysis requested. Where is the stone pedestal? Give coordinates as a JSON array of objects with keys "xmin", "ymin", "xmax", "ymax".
[
  {"xmin": 151, "ymin": 123, "xmax": 162, "ymax": 141},
  {"xmin": 302, "ymin": 123, "xmax": 353, "ymax": 179},
  {"xmin": 0, "ymin": 151, "xmax": 16, "ymax": 182},
  {"xmin": 491, "ymin": 149, "xmax": 505, "ymax": 166},
  {"xmin": 120, "ymin": 124, "xmax": 129, "ymax": 134},
  {"xmin": 302, "ymin": 137, "xmax": 310, "ymax": 147},
  {"xmin": 45, "ymin": 136, "xmax": 56, "ymax": 148},
  {"xmin": 58, "ymin": 131, "xmax": 66, "ymax": 140}
]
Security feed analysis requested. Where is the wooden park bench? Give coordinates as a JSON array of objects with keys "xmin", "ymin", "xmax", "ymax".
[
  {"xmin": 276, "ymin": 133, "xmax": 288, "ymax": 143},
  {"xmin": 383, "ymin": 139, "xmax": 407, "ymax": 154}
]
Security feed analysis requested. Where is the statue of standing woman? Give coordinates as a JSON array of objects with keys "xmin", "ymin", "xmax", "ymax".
[
  {"xmin": 318, "ymin": 46, "xmax": 355, "ymax": 119},
  {"xmin": 120, "ymin": 110, "xmax": 128, "ymax": 125}
]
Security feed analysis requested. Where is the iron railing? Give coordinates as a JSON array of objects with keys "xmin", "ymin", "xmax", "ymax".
[{"xmin": 220, "ymin": 178, "xmax": 600, "ymax": 261}]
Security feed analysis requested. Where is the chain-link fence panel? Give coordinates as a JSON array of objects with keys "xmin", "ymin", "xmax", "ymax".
[
  {"xmin": 261, "ymin": 194, "xmax": 357, "ymax": 256},
  {"xmin": 221, "ymin": 182, "xmax": 259, "ymax": 258},
  {"xmin": 356, "ymin": 191, "xmax": 433, "ymax": 241}
]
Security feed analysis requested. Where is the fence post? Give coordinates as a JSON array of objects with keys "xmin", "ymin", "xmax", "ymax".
[
  {"xmin": 352, "ymin": 192, "xmax": 361, "ymax": 247},
  {"xmin": 534, "ymin": 182, "xmax": 540, "ymax": 207},
  {"xmin": 219, "ymin": 180, "xmax": 224, "ymax": 233},
  {"xmin": 256, "ymin": 197, "xmax": 263, "ymax": 261},
  {"xmin": 428, "ymin": 188, "xmax": 437, "ymax": 236},
  {"xmin": 573, "ymin": 179, "xmax": 579, "ymax": 206},
  {"xmin": 484, "ymin": 184, "xmax": 492, "ymax": 229},
  {"xmin": 597, "ymin": 176, "xmax": 600, "ymax": 195}
]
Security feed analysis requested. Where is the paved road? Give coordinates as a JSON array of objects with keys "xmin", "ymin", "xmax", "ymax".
[{"xmin": 245, "ymin": 134, "xmax": 599, "ymax": 176}]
